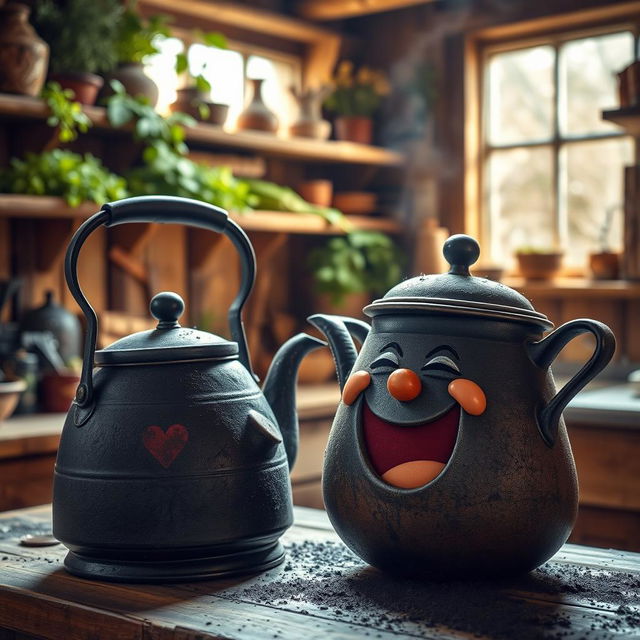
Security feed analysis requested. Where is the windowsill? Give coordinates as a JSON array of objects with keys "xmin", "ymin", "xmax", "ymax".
[{"xmin": 500, "ymin": 277, "xmax": 640, "ymax": 299}]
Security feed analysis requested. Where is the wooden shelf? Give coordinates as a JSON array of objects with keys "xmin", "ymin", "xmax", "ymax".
[
  {"xmin": 503, "ymin": 277, "xmax": 640, "ymax": 299},
  {"xmin": 296, "ymin": 0, "xmax": 434, "ymax": 21},
  {"xmin": 0, "ymin": 93, "xmax": 404, "ymax": 167},
  {"xmin": 602, "ymin": 107, "xmax": 640, "ymax": 135},
  {"xmin": 0, "ymin": 195, "xmax": 401, "ymax": 235}
]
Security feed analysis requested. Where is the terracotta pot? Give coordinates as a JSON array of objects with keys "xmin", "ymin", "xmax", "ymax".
[
  {"xmin": 589, "ymin": 251, "xmax": 620, "ymax": 280},
  {"xmin": 237, "ymin": 78, "xmax": 278, "ymax": 133},
  {"xmin": 42, "ymin": 371, "xmax": 80, "ymax": 413},
  {"xmin": 100, "ymin": 63, "xmax": 159, "ymax": 107},
  {"xmin": 0, "ymin": 2, "xmax": 49, "ymax": 97},
  {"xmin": 297, "ymin": 180, "xmax": 333, "ymax": 207},
  {"xmin": 515, "ymin": 252, "xmax": 563, "ymax": 280},
  {"xmin": 50, "ymin": 71, "xmax": 103, "ymax": 105},
  {"xmin": 333, "ymin": 191, "xmax": 376, "ymax": 215},
  {"xmin": 334, "ymin": 116, "xmax": 373, "ymax": 145},
  {"xmin": 170, "ymin": 88, "xmax": 229, "ymax": 126}
]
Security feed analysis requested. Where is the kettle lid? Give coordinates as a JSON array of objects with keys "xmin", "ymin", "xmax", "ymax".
[
  {"xmin": 95, "ymin": 292, "xmax": 238, "ymax": 365},
  {"xmin": 364, "ymin": 235, "xmax": 553, "ymax": 329}
]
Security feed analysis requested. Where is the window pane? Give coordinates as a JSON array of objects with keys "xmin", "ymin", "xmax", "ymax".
[
  {"xmin": 246, "ymin": 55, "xmax": 300, "ymax": 133},
  {"xmin": 562, "ymin": 137, "xmax": 632, "ymax": 266},
  {"xmin": 144, "ymin": 36, "xmax": 183, "ymax": 114},
  {"xmin": 189, "ymin": 44, "xmax": 244, "ymax": 126},
  {"xmin": 487, "ymin": 46, "xmax": 554, "ymax": 146},
  {"xmin": 487, "ymin": 147, "xmax": 555, "ymax": 262},
  {"xmin": 559, "ymin": 32, "xmax": 634, "ymax": 136}
]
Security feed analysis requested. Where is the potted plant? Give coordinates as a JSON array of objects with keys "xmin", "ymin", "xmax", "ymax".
[
  {"xmin": 102, "ymin": 3, "xmax": 170, "ymax": 107},
  {"xmin": 324, "ymin": 61, "xmax": 391, "ymax": 145},
  {"xmin": 515, "ymin": 246, "xmax": 564, "ymax": 280},
  {"xmin": 170, "ymin": 31, "xmax": 229, "ymax": 126},
  {"xmin": 589, "ymin": 204, "xmax": 621, "ymax": 280},
  {"xmin": 307, "ymin": 231, "xmax": 404, "ymax": 316},
  {"xmin": 31, "ymin": 0, "xmax": 123, "ymax": 104}
]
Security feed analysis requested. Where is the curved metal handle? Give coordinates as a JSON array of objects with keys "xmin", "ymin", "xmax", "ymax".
[
  {"xmin": 527, "ymin": 319, "xmax": 616, "ymax": 447},
  {"xmin": 65, "ymin": 196, "xmax": 256, "ymax": 416}
]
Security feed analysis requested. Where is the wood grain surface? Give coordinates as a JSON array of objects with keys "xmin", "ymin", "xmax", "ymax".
[{"xmin": 0, "ymin": 505, "xmax": 638, "ymax": 639}]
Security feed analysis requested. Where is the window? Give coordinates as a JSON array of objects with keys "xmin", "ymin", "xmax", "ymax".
[
  {"xmin": 481, "ymin": 29, "xmax": 635, "ymax": 268},
  {"xmin": 144, "ymin": 35, "xmax": 301, "ymax": 132}
]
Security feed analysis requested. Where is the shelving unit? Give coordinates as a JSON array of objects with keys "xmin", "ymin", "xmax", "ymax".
[
  {"xmin": 0, "ymin": 93, "xmax": 404, "ymax": 167},
  {"xmin": 602, "ymin": 107, "xmax": 640, "ymax": 136},
  {"xmin": 0, "ymin": 194, "xmax": 401, "ymax": 234}
]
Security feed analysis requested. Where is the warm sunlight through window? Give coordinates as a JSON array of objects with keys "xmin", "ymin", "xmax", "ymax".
[{"xmin": 483, "ymin": 31, "xmax": 634, "ymax": 268}]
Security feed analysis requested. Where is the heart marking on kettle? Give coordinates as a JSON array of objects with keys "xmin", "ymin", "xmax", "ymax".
[{"xmin": 143, "ymin": 424, "xmax": 189, "ymax": 468}]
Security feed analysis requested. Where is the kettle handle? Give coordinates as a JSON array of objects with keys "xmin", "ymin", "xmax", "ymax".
[
  {"xmin": 527, "ymin": 319, "xmax": 615, "ymax": 447},
  {"xmin": 65, "ymin": 196, "xmax": 256, "ymax": 415}
]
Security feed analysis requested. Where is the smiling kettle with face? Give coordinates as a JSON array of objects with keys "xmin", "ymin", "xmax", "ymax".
[{"xmin": 310, "ymin": 235, "xmax": 615, "ymax": 578}]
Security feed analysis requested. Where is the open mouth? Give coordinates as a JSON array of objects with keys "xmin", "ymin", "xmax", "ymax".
[{"xmin": 362, "ymin": 402, "xmax": 460, "ymax": 489}]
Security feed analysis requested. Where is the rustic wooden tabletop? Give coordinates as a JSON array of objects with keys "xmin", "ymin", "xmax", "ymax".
[{"xmin": 0, "ymin": 504, "xmax": 638, "ymax": 639}]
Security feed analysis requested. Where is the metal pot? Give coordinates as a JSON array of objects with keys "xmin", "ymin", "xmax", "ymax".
[
  {"xmin": 53, "ymin": 196, "xmax": 322, "ymax": 582},
  {"xmin": 310, "ymin": 234, "xmax": 615, "ymax": 578}
]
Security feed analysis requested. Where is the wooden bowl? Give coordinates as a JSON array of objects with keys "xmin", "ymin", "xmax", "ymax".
[
  {"xmin": 0, "ymin": 378, "xmax": 27, "ymax": 422},
  {"xmin": 333, "ymin": 192, "xmax": 377, "ymax": 215},
  {"xmin": 515, "ymin": 252, "xmax": 563, "ymax": 280}
]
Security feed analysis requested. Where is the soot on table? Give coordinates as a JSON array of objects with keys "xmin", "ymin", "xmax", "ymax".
[{"xmin": 227, "ymin": 539, "xmax": 640, "ymax": 639}]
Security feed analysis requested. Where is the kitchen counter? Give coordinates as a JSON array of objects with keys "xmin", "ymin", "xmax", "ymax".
[
  {"xmin": 0, "ymin": 504, "xmax": 638, "ymax": 639},
  {"xmin": 565, "ymin": 383, "xmax": 640, "ymax": 428}
]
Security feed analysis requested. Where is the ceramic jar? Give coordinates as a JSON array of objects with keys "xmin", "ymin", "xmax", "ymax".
[
  {"xmin": 237, "ymin": 78, "xmax": 279, "ymax": 133},
  {"xmin": 0, "ymin": 3, "xmax": 49, "ymax": 97}
]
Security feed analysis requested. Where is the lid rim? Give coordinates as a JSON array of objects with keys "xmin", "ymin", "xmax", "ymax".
[{"xmin": 95, "ymin": 342, "xmax": 239, "ymax": 365}]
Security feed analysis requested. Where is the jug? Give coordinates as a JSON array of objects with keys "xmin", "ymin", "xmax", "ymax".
[
  {"xmin": 311, "ymin": 234, "xmax": 615, "ymax": 577},
  {"xmin": 53, "ymin": 196, "xmax": 322, "ymax": 582}
]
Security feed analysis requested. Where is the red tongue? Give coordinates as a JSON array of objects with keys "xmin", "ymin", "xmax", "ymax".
[{"xmin": 363, "ymin": 403, "xmax": 460, "ymax": 476}]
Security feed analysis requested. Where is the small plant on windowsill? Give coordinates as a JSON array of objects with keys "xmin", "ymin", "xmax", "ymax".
[
  {"xmin": 515, "ymin": 246, "xmax": 564, "ymax": 281},
  {"xmin": 589, "ymin": 204, "xmax": 621, "ymax": 280},
  {"xmin": 170, "ymin": 31, "xmax": 229, "ymax": 126}
]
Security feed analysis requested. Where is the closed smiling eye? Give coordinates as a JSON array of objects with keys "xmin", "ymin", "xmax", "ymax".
[
  {"xmin": 421, "ymin": 355, "xmax": 460, "ymax": 376},
  {"xmin": 370, "ymin": 351, "xmax": 400, "ymax": 373}
]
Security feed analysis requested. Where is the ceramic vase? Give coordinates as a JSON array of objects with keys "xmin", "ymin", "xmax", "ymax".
[
  {"xmin": 334, "ymin": 115, "xmax": 373, "ymax": 145},
  {"xmin": 290, "ymin": 86, "xmax": 331, "ymax": 140},
  {"xmin": 237, "ymin": 78, "xmax": 278, "ymax": 133},
  {"xmin": 170, "ymin": 87, "xmax": 229, "ymax": 126},
  {"xmin": 100, "ymin": 63, "xmax": 159, "ymax": 107},
  {"xmin": 0, "ymin": 2, "xmax": 49, "ymax": 97}
]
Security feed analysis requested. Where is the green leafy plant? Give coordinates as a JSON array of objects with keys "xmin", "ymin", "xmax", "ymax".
[
  {"xmin": 175, "ymin": 30, "xmax": 227, "ymax": 95},
  {"xmin": 324, "ymin": 61, "xmax": 391, "ymax": 117},
  {"xmin": 32, "ymin": 0, "xmax": 123, "ymax": 74},
  {"xmin": 115, "ymin": 6, "xmax": 170, "ymax": 64},
  {"xmin": 41, "ymin": 82, "xmax": 92, "ymax": 143},
  {"xmin": 105, "ymin": 80, "xmax": 194, "ymax": 154},
  {"xmin": 308, "ymin": 231, "xmax": 404, "ymax": 304},
  {"xmin": 127, "ymin": 141, "xmax": 255, "ymax": 211},
  {"xmin": 0, "ymin": 149, "xmax": 128, "ymax": 207}
]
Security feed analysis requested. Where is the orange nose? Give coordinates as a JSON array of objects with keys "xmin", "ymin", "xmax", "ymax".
[{"xmin": 387, "ymin": 368, "xmax": 422, "ymax": 402}]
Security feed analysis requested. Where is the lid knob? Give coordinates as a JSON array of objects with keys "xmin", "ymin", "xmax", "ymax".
[
  {"xmin": 150, "ymin": 292, "xmax": 184, "ymax": 329},
  {"xmin": 443, "ymin": 234, "xmax": 480, "ymax": 276}
]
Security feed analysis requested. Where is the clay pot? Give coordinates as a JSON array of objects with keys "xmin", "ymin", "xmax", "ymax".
[
  {"xmin": 42, "ymin": 371, "xmax": 80, "ymax": 413},
  {"xmin": 290, "ymin": 86, "xmax": 331, "ymax": 140},
  {"xmin": 100, "ymin": 63, "xmax": 159, "ymax": 107},
  {"xmin": 50, "ymin": 71, "xmax": 103, "ymax": 105},
  {"xmin": 334, "ymin": 116, "xmax": 373, "ymax": 145},
  {"xmin": 589, "ymin": 251, "xmax": 620, "ymax": 280},
  {"xmin": 0, "ymin": 378, "xmax": 27, "ymax": 422},
  {"xmin": 237, "ymin": 78, "xmax": 278, "ymax": 133},
  {"xmin": 0, "ymin": 3, "xmax": 49, "ymax": 97},
  {"xmin": 515, "ymin": 252, "xmax": 563, "ymax": 280},
  {"xmin": 170, "ymin": 88, "xmax": 229, "ymax": 126},
  {"xmin": 297, "ymin": 180, "xmax": 333, "ymax": 207},
  {"xmin": 333, "ymin": 191, "xmax": 376, "ymax": 215}
]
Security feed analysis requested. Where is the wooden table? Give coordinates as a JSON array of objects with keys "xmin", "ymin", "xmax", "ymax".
[{"xmin": 0, "ymin": 506, "xmax": 639, "ymax": 639}]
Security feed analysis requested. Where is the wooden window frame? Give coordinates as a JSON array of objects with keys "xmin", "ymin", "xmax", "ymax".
[{"xmin": 464, "ymin": 2, "xmax": 640, "ymax": 270}]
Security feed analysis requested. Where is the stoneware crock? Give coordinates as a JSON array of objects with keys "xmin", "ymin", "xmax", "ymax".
[
  {"xmin": 53, "ymin": 196, "xmax": 322, "ymax": 583},
  {"xmin": 310, "ymin": 234, "xmax": 615, "ymax": 578}
]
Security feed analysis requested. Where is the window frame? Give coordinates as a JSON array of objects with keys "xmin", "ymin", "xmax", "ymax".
[{"xmin": 465, "ymin": 8, "xmax": 640, "ymax": 273}]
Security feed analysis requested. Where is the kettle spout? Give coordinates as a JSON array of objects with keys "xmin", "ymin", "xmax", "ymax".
[
  {"xmin": 308, "ymin": 314, "xmax": 370, "ymax": 390},
  {"xmin": 263, "ymin": 333, "xmax": 325, "ymax": 469}
]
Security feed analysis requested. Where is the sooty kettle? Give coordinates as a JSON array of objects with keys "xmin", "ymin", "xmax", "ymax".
[
  {"xmin": 53, "ymin": 196, "xmax": 322, "ymax": 582},
  {"xmin": 310, "ymin": 234, "xmax": 616, "ymax": 578}
]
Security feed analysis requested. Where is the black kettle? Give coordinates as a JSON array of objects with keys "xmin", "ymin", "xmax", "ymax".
[{"xmin": 53, "ymin": 196, "xmax": 322, "ymax": 582}]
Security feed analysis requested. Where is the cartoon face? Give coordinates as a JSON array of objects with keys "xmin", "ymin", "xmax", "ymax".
[{"xmin": 342, "ymin": 339, "xmax": 486, "ymax": 490}]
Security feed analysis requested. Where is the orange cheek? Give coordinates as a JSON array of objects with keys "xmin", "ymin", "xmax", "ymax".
[
  {"xmin": 448, "ymin": 378, "xmax": 486, "ymax": 416},
  {"xmin": 342, "ymin": 370, "xmax": 371, "ymax": 406}
]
